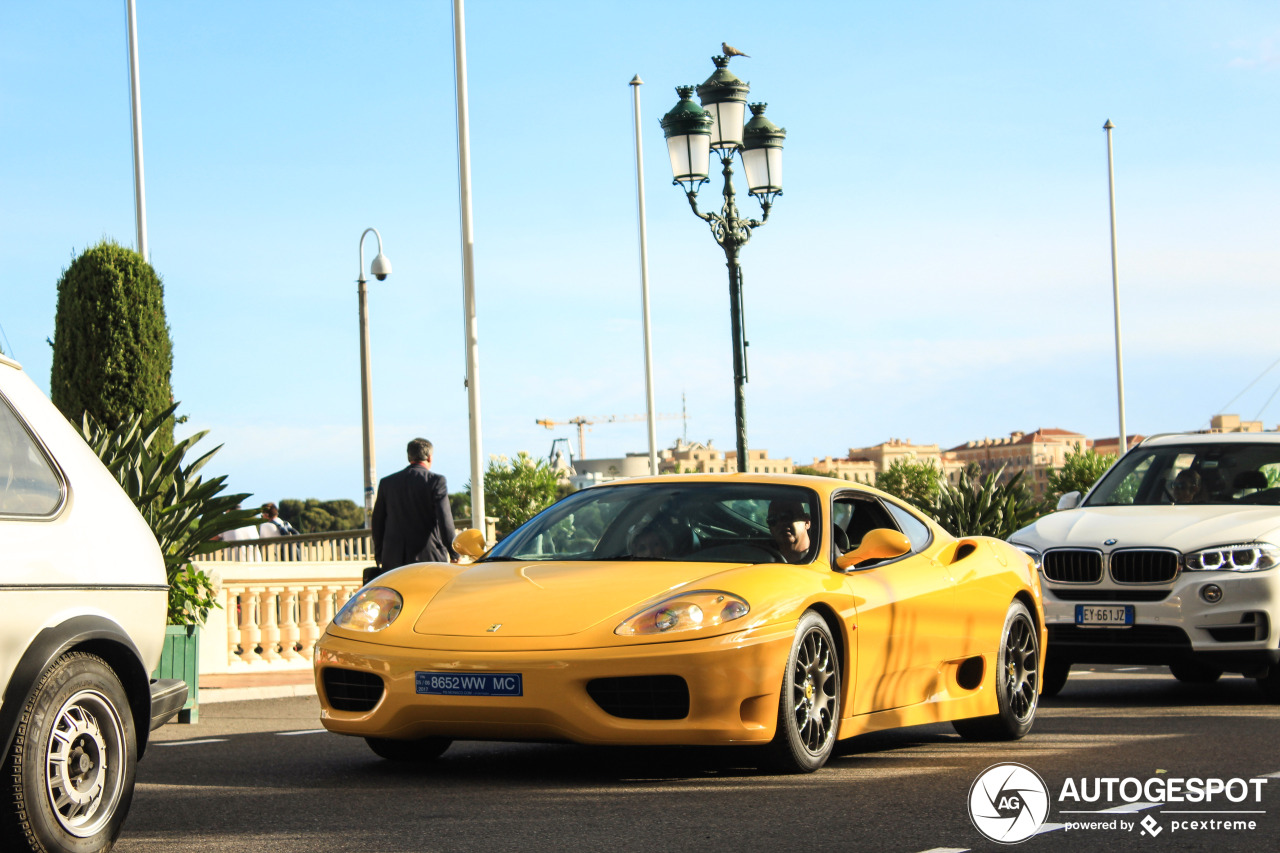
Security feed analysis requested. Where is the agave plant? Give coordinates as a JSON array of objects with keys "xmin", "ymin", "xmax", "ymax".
[
  {"xmin": 78, "ymin": 402, "xmax": 260, "ymax": 625},
  {"xmin": 930, "ymin": 464, "xmax": 1041, "ymax": 539}
]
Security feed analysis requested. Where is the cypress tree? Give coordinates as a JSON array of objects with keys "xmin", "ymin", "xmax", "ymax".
[{"xmin": 50, "ymin": 240, "xmax": 175, "ymax": 451}]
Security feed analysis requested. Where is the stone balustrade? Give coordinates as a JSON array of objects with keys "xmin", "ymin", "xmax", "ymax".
[{"xmin": 195, "ymin": 521, "xmax": 492, "ymax": 676}]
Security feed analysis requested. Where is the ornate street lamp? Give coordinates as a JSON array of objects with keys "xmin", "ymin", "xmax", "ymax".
[
  {"xmin": 357, "ymin": 227, "xmax": 392, "ymax": 527},
  {"xmin": 662, "ymin": 54, "xmax": 785, "ymax": 472}
]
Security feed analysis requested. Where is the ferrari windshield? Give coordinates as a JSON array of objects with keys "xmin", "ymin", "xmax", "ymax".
[
  {"xmin": 483, "ymin": 481, "xmax": 822, "ymax": 563},
  {"xmin": 1084, "ymin": 442, "xmax": 1280, "ymax": 507}
]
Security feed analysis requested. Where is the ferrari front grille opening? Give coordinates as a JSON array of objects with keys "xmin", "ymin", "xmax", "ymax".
[
  {"xmin": 322, "ymin": 667, "xmax": 385, "ymax": 712},
  {"xmin": 586, "ymin": 675, "xmax": 690, "ymax": 720},
  {"xmin": 1043, "ymin": 549, "xmax": 1102, "ymax": 583},
  {"xmin": 1111, "ymin": 550, "xmax": 1179, "ymax": 584}
]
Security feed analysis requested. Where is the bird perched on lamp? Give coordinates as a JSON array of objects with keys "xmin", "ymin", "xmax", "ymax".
[{"xmin": 721, "ymin": 42, "xmax": 750, "ymax": 58}]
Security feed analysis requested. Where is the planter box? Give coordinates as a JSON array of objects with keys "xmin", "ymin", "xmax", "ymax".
[{"xmin": 153, "ymin": 624, "xmax": 199, "ymax": 723}]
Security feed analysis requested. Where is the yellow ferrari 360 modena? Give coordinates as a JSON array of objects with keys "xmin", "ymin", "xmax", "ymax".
[{"xmin": 315, "ymin": 474, "xmax": 1045, "ymax": 773}]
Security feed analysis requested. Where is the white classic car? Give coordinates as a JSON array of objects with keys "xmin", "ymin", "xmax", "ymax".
[
  {"xmin": 0, "ymin": 354, "xmax": 186, "ymax": 852},
  {"xmin": 1010, "ymin": 432, "xmax": 1280, "ymax": 699}
]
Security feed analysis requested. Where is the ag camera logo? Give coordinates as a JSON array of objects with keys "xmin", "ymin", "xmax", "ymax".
[{"xmin": 969, "ymin": 763, "xmax": 1050, "ymax": 844}]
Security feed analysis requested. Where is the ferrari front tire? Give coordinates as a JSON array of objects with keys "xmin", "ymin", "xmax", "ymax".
[
  {"xmin": 953, "ymin": 601, "xmax": 1039, "ymax": 741},
  {"xmin": 763, "ymin": 611, "xmax": 841, "ymax": 774},
  {"xmin": 1, "ymin": 652, "xmax": 137, "ymax": 853},
  {"xmin": 364, "ymin": 736, "xmax": 452, "ymax": 762}
]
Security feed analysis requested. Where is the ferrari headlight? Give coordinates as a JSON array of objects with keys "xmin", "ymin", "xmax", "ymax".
[
  {"xmin": 615, "ymin": 590, "xmax": 750, "ymax": 637},
  {"xmin": 1184, "ymin": 543, "xmax": 1280, "ymax": 573},
  {"xmin": 333, "ymin": 587, "xmax": 403, "ymax": 632}
]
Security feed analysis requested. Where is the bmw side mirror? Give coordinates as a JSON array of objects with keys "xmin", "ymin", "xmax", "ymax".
[{"xmin": 1056, "ymin": 491, "xmax": 1082, "ymax": 511}]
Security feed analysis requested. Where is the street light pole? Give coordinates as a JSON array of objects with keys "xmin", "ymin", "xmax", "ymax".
[
  {"xmin": 125, "ymin": 0, "xmax": 148, "ymax": 261},
  {"xmin": 662, "ymin": 56, "xmax": 785, "ymax": 473},
  {"xmin": 1104, "ymin": 120, "xmax": 1128, "ymax": 453},
  {"xmin": 631, "ymin": 75, "xmax": 659, "ymax": 475},
  {"xmin": 357, "ymin": 228, "xmax": 392, "ymax": 528}
]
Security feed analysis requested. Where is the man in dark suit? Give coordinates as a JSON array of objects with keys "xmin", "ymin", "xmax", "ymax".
[{"xmin": 370, "ymin": 438, "xmax": 459, "ymax": 577}]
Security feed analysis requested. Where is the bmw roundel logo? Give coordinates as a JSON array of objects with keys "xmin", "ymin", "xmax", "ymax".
[{"xmin": 1104, "ymin": 538, "xmax": 1117, "ymax": 546}]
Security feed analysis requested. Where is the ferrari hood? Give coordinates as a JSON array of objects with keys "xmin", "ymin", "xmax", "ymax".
[
  {"xmin": 1012, "ymin": 505, "xmax": 1280, "ymax": 553},
  {"xmin": 411, "ymin": 559, "xmax": 735, "ymax": 637}
]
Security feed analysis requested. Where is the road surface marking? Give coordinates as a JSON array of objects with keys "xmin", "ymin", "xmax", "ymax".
[{"xmin": 155, "ymin": 738, "xmax": 227, "ymax": 747}]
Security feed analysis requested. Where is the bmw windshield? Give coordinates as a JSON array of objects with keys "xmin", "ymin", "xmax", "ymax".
[{"xmin": 1084, "ymin": 443, "xmax": 1280, "ymax": 507}]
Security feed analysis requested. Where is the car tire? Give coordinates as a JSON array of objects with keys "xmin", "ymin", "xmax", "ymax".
[
  {"xmin": 0, "ymin": 652, "xmax": 137, "ymax": 853},
  {"xmin": 1257, "ymin": 668, "xmax": 1280, "ymax": 702},
  {"xmin": 1041, "ymin": 658, "xmax": 1070, "ymax": 698},
  {"xmin": 762, "ymin": 611, "xmax": 841, "ymax": 774},
  {"xmin": 1169, "ymin": 660, "xmax": 1222, "ymax": 684},
  {"xmin": 364, "ymin": 736, "xmax": 452, "ymax": 762},
  {"xmin": 953, "ymin": 601, "xmax": 1039, "ymax": 741}
]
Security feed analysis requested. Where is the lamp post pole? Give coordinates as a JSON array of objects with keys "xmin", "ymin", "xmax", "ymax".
[
  {"xmin": 357, "ymin": 228, "xmax": 392, "ymax": 528},
  {"xmin": 1104, "ymin": 120, "xmax": 1127, "ymax": 453},
  {"xmin": 662, "ymin": 56, "xmax": 785, "ymax": 473},
  {"xmin": 125, "ymin": 0, "xmax": 148, "ymax": 260},
  {"xmin": 631, "ymin": 75, "xmax": 660, "ymax": 475}
]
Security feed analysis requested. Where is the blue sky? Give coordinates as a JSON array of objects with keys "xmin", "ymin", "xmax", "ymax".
[{"xmin": 2, "ymin": 2, "xmax": 1277, "ymax": 507}]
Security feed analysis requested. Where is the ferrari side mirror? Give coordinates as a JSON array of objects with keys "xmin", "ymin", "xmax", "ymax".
[
  {"xmin": 837, "ymin": 528, "xmax": 911, "ymax": 571},
  {"xmin": 453, "ymin": 527, "xmax": 488, "ymax": 559}
]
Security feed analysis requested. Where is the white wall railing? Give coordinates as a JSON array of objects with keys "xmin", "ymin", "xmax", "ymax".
[{"xmin": 195, "ymin": 521, "xmax": 492, "ymax": 676}]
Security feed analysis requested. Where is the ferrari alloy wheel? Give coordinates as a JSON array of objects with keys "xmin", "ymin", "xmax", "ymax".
[
  {"xmin": 764, "ymin": 611, "xmax": 841, "ymax": 773},
  {"xmin": 1, "ymin": 652, "xmax": 136, "ymax": 853},
  {"xmin": 1169, "ymin": 660, "xmax": 1222, "ymax": 684},
  {"xmin": 953, "ymin": 601, "xmax": 1039, "ymax": 741},
  {"xmin": 365, "ymin": 736, "xmax": 452, "ymax": 762}
]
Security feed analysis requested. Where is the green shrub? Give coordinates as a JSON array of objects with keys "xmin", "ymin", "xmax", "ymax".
[
  {"xmin": 79, "ymin": 402, "xmax": 259, "ymax": 625},
  {"xmin": 475, "ymin": 452, "xmax": 561, "ymax": 539},
  {"xmin": 930, "ymin": 464, "xmax": 1040, "ymax": 539},
  {"xmin": 1044, "ymin": 443, "xmax": 1116, "ymax": 509},
  {"xmin": 278, "ymin": 498, "xmax": 365, "ymax": 532},
  {"xmin": 51, "ymin": 240, "xmax": 174, "ymax": 452},
  {"xmin": 875, "ymin": 458, "xmax": 942, "ymax": 510}
]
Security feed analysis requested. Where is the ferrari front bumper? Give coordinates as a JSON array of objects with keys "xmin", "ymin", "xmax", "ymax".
[{"xmin": 315, "ymin": 623, "xmax": 795, "ymax": 746}]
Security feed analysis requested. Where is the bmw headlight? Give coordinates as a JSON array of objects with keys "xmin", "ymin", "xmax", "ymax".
[
  {"xmin": 1184, "ymin": 543, "xmax": 1280, "ymax": 573},
  {"xmin": 333, "ymin": 587, "xmax": 403, "ymax": 632},
  {"xmin": 1008, "ymin": 541, "xmax": 1042, "ymax": 571},
  {"xmin": 615, "ymin": 590, "xmax": 750, "ymax": 637}
]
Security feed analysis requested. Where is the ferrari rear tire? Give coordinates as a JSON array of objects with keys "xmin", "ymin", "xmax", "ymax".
[
  {"xmin": 1169, "ymin": 660, "xmax": 1222, "ymax": 684},
  {"xmin": 763, "ymin": 611, "xmax": 841, "ymax": 774},
  {"xmin": 0, "ymin": 652, "xmax": 137, "ymax": 853},
  {"xmin": 364, "ymin": 736, "xmax": 452, "ymax": 762},
  {"xmin": 953, "ymin": 601, "xmax": 1039, "ymax": 741}
]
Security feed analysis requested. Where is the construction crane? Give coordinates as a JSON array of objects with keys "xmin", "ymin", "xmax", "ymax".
[{"xmin": 535, "ymin": 413, "xmax": 682, "ymax": 461}]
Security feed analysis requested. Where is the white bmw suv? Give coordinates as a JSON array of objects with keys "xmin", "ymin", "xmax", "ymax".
[
  {"xmin": 0, "ymin": 355, "xmax": 186, "ymax": 852},
  {"xmin": 1010, "ymin": 432, "xmax": 1280, "ymax": 699}
]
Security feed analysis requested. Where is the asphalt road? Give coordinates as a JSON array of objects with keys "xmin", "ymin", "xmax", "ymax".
[{"xmin": 119, "ymin": 667, "xmax": 1280, "ymax": 853}]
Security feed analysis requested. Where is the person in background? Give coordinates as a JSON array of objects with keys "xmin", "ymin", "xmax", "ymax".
[
  {"xmin": 259, "ymin": 502, "xmax": 299, "ymax": 538},
  {"xmin": 370, "ymin": 438, "xmax": 459, "ymax": 577}
]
